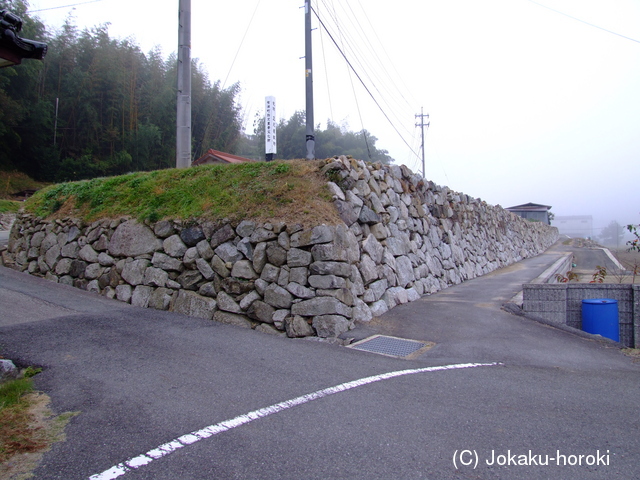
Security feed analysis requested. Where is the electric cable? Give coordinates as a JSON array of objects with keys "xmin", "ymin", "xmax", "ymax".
[
  {"xmin": 311, "ymin": 4, "xmax": 420, "ymax": 158},
  {"xmin": 316, "ymin": 1, "xmax": 335, "ymax": 122},
  {"xmin": 525, "ymin": 0, "xmax": 640, "ymax": 45},
  {"xmin": 325, "ymin": 0, "xmax": 372, "ymax": 160},
  {"xmin": 222, "ymin": 0, "xmax": 262, "ymax": 89},
  {"xmin": 315, "ymin": 0, "xmax": 415, "ymax": 140},
  {"xmin": 196, "ymin": 0, "xmax": 262, "ymax": 159},
  {"xmin": 31, "ymin": 0, "xmax": 103, "ymax": 12}
]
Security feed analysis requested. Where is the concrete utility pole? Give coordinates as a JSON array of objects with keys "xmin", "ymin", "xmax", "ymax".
[
  {"xmin": 176, "ymin": 0, "xmax": 192, "ymax": 168},
  {"xmin": 304, "ymin": 0, "xmax": 315, "ymax": 160},
  {"xmin": 415, "ymin": 108, "xmax": 430, "ymax": 178}
]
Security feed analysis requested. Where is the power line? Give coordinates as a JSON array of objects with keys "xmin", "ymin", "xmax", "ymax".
[
  {"xmin": 31, "ymin": 0, "xmax": 103, "ymax": 12},
  {"xmin": 316, "ymin": 1, "xmax": 334, "ymax": 122},
  {"xmin": 311, "ymin": 3, "xmax": 419, "ymax": 158},
  {"xmin": 525, "ymin": 0, "xmax": 640, "ymax": 45},
  {"xmin": 324, "ymin": 0, "xmax": 371, "ymax": 159},
  {"xmin": 222, "ymin": 0, "xmax": 262, "ymax": 89},
  {"xmin": 316, "ymin": 0, "xmax": 416, "ymax": 140}
]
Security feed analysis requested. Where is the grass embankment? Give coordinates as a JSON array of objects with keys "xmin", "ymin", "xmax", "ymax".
[
  {"xmin": 0, "ymin": 200, "xmax": 20, "ymax": 214},
  {"xmin": 24, "ymin": 160, "xmax": 341, "ymax": 226}
]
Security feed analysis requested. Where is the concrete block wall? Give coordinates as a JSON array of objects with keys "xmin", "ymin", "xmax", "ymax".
[{"xmin": 523, "ymin": 283, "xmax": 640, "ymax": 348}]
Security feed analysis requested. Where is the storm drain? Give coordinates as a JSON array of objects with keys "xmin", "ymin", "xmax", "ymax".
[{"xmin": 348, "ymin": 335, "xmax": 434, "ymax": 359}]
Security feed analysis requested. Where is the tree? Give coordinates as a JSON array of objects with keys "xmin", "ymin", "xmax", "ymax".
[
  {"xmin": 0, "ymin": 8, "xmax": 244, "ymax": 181},
  {"xmin": 599, "ymin": 221, "xmax": 624, "ymax": 247},
  {"xmin": 627, "ymin": 223, "xmax": 639, "ymax": 252},
  {"xmin": 237, "ymin": 112, "xmax": 394, "ymax": 163}
]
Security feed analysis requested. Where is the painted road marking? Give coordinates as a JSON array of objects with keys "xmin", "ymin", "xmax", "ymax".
[{"xmin": 89, "ymin": 362, "xmax": 500, "ymax": 479}]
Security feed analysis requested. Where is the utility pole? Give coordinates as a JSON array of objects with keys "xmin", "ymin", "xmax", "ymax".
[
  {"xmin": 176, "ymin": 0, "xmax": 191, "ymax": 168},
  {"xmin": 415, "ymin": 108, "xmax": 430, "ymax": 178},
  {"xmin": 304, "ymin": 0, "xmax": 315, "ymax": 160}
]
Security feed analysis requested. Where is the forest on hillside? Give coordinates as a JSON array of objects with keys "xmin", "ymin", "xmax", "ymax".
[{"xmin": 0, "ymin": 0, "xmax": 393, "ymax": 183}]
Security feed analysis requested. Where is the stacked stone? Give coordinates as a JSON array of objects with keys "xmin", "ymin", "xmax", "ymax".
[
  {"xmin": 4, "ymin": 156, "xmax": 558, "ymax": 339},
  {"xmin": 5, "ymin": 216, "xmax": 362, "ymax": 339},
  {"xmin": 325, "ymin": 156, "xmax": 558, "ymax": 317}
]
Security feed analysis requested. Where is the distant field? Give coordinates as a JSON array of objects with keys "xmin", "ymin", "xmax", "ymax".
[{"xmin": 0, "ymin": 171, "xmax": 49, "ymax": 199}]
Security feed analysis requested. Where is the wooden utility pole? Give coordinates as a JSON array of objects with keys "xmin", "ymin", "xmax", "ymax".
[
  {"xmin": 176, "ymin": 0, "xmax": 192, "ymax": 168},
  {"xmin": 415, "ymin": 108, "xmax": 430, "ymax": 178},
  {"xmin": 304, "ymin": 0, "xmax": 315, "ymax": 160}
]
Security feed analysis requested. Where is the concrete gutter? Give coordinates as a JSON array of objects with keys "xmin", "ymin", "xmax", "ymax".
[
  {"xmin": 600, "ymin": 247, "xmax": 625, "ymax": 270},
  {"xmin": 507, "ymin": 252, "xmax": 573, "ymax": 307}
]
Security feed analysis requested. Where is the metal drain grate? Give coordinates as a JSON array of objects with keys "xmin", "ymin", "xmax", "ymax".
[{"xmin": 348, "ymin": 335, "xmax": 433, "ymax": 358}]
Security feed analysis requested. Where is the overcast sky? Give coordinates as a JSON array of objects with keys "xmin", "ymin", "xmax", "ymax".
[{"xmin": 29, "ymin": 0, "xmax": 640, "ymax": 235}]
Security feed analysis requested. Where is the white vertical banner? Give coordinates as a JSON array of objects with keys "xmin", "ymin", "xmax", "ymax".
[{"xmin": 265, "ymin": 96, "xmax": 277, "ymax": 155}]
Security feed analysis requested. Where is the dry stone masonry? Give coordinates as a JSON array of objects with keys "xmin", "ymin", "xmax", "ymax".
[{"xmin": 3, "ymin": 157, "xmax": 558, "ymax": 339}]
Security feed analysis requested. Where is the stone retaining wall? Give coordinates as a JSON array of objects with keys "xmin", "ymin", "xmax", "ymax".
[{"xmin": 2, "ymin": 157, "xmax": 559, "ymax": 339}]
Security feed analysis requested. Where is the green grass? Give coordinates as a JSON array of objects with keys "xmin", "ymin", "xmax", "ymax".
[
  {"xmin": 0, "ymin": 364, "xmax": 79, "ymax": 477},
  {"xmin": 0, "ymin": 199, "xmax": 20, "ymax": 214},
  {"xmin": 24, "ymin": 160, "xmax": 339, "ymax": 226},
  {"xmin": 0, "ymin": 378, "xmax": 33, "ymax": 410}
]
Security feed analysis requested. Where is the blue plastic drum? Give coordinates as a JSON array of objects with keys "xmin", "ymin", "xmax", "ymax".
[{"xmin": 581, "ymin": 299, "xmax": 619, "ymax": 342}]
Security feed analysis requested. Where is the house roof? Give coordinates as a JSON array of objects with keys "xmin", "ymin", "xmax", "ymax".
[
  {"xmin": 505, "ymin": 203, "xmax": 552, "ymax": 212},
  {"xmin": 191, "ymin": 149, "xmax": 255, "ymax": 166}
]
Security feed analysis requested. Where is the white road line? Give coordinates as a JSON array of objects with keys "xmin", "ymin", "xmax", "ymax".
[{"xmin": 89, "ymin": 362, "xmax": 500, "ymax": 480}]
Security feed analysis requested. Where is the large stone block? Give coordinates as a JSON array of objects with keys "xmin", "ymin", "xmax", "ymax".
[
  {"xmin": 216, "ymin": 291, "xmax": 243, "ymax": 314},
  {"xmin": 266, "ymin": 243, "xmax": 287, "ymax": 266},
  {"xmin": 196, "ymin": 258, "xmax": 215, "ymax": 280},
  {"xmin": 287, "ymin": 248, "xmax": 313, "ymax": 267},
  {"xmin": 213, "ymin": 311, "xmax": 253, "ymax": 329},
  {"xmin": 290, "ymin": 225, "xmax": 334, "ymax": 248},
  {"xmin": 291, "ymin": 297, "xmax": 352, "ymax": 318},
  {"xmin": 209, "ymin": 224, "xmax": 236, "ymax": 248},
  {"xmin": 312, "ymin": 315, "xmax": 351, "ymax": 338},
  {"xmin": 286, "ymin": 282, "xmax": 315, "ymax": 299},
  {"xmin": 215, "ymin": 242, "xmax": 243, "ymax": 263},
  {"xmin": 264, "ymin": 283, "xmax": 293, "ymax": 309},
  {"xmin": 310, "ymin": 261, "xmax": 352, "ymax": 277},
  {"xmin": 180, "ymin": 226, "xmax": 205, "ymax": 247},
  {"xmin": 395, "ymin": 255, "xmax": 415, "ymax": 288},
  {"xmin": 247, "ymin": 300, "xmax": 275, "ymax": 323},
  {"xmin": 131, "ymin": 285, "xmax": 153, "ymax": 308},
  {"xmin": 173, "ymin": 290, "xmax": 217, "ymax": 320},
  {"xmin": 78, "ymin": 245, "xmax": 99, "ymax": 263},
  {"xmin": 149, "ymin": 288, "xmax": 173, "ymax": 311},
  {"xmin": 362, "ymin": 234, "xmax": 384, "ymax": 263},
  {"xmin": 109, "ymin": 220, "xmax": 162, "ymax": 257},
  {"xmin": 285, "ymin": 315, "xmax": 315, "ymax": 338},
  {"xmin": 152, "ymin": 252, "xmax": 184, "ymax": 272},
  {"xmin": 163, "ymin": 235, "xmax": 188, "ymax": 258},
  {"xmin": 358, "ymin": 254, "xmax": 379, "ymax": 285},
  {"xmin": 231, "ymin": 260, "xmax": 258, "ymax": 280},
  {"xmin": 308, "ymin": 275, "xmax": 346, "ymax": 289},
  {"xmin": 44, "ymin": 244, "xmax": 61, "ymax": 269},
  {"xmin": 144, "ymin": 267, "xmax": 168, "ymax": 287},
  {"xmin": 121, "ymin": 259, "xmax": 150, "ymax": 286}
]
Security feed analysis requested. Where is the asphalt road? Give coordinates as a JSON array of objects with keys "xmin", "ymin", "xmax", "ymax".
[{"xmin": 1, "ymin": 248, "xmax": 639, "ymax": 480}]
